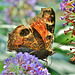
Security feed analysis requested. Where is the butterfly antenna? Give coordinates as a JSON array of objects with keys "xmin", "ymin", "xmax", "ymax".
[
  {"xmin": 52, "ymin": 38, "xmax": 69, "ymax": 51},
  {"xmin": 48, "ymin": 38, "xmax": 69, "ymax": 66},
  {"xmin": 29, "ymin": 50, "xmax": 36, "ymax": 54}
]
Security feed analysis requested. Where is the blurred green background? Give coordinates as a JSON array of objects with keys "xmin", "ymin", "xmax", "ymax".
[{"xmin": 0, "ymin": 0, "xmax": 75, "ymax": 75}]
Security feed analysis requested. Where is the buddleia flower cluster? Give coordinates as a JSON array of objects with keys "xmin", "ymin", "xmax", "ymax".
[
  {"xmin": 0, "ymin": 52, "xmax": 51, "ymax": 75},
  {"xmin": 60, "ymin": 0, "xmax": 75, "ymax": 37},
  {"xmin": 4, "ymin": 0, "xmax": 37, "ymax": 24},
  {"xmin": 59, "ymin": 0, "xmax": 75, "ymax": 61}
]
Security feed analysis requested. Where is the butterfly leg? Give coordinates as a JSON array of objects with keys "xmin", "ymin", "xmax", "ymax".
[
  {"xmin": 43, "ymin": 55, "xmax": 53, "ymax": 67},
  {"xmin": 48, "ymin": 55, "xmax": 52, "ymax": 66},
  {"xmin": 42, "ymin": 58, "xmax": 48, "ymax": 67}
]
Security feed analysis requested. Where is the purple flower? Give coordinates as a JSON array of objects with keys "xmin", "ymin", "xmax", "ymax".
[
  {"xmin": 5, "ymin": 0, "xmax": 14, "ymax": 3},
  {"xmin": 64, "ymin": 0, "xmax": 68, "ymax": 2},
  {"xmin": 29, "ymin": 11, "xmax": 36, "ymax": 18},
  {"xmin": 74, "ymin": 7, "xmax": 75, "ymax": 11},
  {"xmin": 4, "ymin": 17, "xmax": 12, "ymax": 24},
  {"xmin": 62, "ymin": 23, "xmax": 66, "ymax": 27},
  {"xmin": 4, "ymin": 8, "xmax": 13, "ymax": 24},
  {"xmin": 26, "ymin": 0, "xmax": 37, "ymax": 6},
  {"xmin": 4, "ymin": 0, "xmax": 37, "ymax": 24},
  {"xmin": 60, "ymin": 16, "xmax": 64, "ymax": 20},
  {"xmin": 1, "ymin": 52, "xmax": 51, "ymax": 75},
  {"xmin": 5, "ymin": 0, "xmax": 20, "ymax": 6},
  {"xmin": 60, "ymin": 0, "xmax": 75, "ymax": 38},
  {"xmin": 60, "ymin": 2, "xmax": 67, "ymax": 11},
  {"xmin": 73, "ymin": 2, "xmax": 75, "ymax": 6},
  {"xmin": 59, "ymin": 0, "xmax": 75, "ymax": 27},
  {"xmin": 69, "ymin": 8, "xmax": 72, "ymax": 11}
]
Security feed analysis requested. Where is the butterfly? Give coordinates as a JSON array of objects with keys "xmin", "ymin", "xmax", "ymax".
[{"xmin": 7, "ymin": 7, "xmax": 55, "ymax": 60}]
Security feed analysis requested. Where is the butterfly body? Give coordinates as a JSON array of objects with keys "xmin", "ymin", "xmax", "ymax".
[{"xmin": 7, "ymin": 7, "xmax": 55, "ymax": 59}]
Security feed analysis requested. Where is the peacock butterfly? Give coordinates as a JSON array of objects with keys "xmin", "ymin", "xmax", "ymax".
[{"xmin": 7, "ymin": 7, "xmax": 55, "ymax": 60}]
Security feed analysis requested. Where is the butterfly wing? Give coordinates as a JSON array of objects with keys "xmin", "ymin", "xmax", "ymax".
[
  {"xmin": 7, "ymin": 7, "xmax": 55, "ymax": 59},
  {"xmin": 42, "ymin": 7, "xmax": 55, "ymax": 51},
  {"xmin": 7, "ymin": 25, "xmax": 40, "ymax": 52},
  {"xmin": 28, "ymin": 7, "xmax": 55, "ymax": 59},
  {"xmin": 29, "ymin": 7, "xmax": 55, "ymax": 51}
]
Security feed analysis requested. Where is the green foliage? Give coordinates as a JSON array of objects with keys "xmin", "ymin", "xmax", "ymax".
[{"xmin": 0, "ymin": 61, "xmax": 4, "ymax": 73}]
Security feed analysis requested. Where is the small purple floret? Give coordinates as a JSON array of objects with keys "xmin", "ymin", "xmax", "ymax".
[
  {"xmin": 60, "ymin": 16, "xmax": 64, "ymax": 20},
  {"xmin": 62, "ymin": 23, "xmax": 65, "ymax": 27},
  {"xmin": 74, "ymin": 7, "xmax": 75, "ymax": 11},
  {"xmin": 65, "ymin": 0, "xmax": 68, "ymax": 2},
  {"xmin": 69, "ymin": 8, "xmax": 72, "ymax": 11},
  {"xmin": 73, "ymin": 2, "xmax": 75, "ymax": 6}
]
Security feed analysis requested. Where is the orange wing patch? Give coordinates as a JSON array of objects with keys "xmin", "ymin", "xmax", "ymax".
[{"xmin": 30, "ymin": 18, "xmax": 49, "ymax": 43}]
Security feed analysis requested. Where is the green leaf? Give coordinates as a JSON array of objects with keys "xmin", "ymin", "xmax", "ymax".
[{"xmin": 0, "ymin": 61, "xmax": 4, "ymax": 73}]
